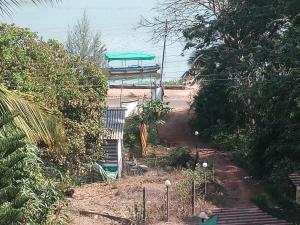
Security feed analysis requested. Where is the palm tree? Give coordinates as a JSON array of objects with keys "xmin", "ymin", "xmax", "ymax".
[
  {"xmin": 0, "ymin": 0, "xmax": 60, "ymax": 15},
  {"xmin": 0, "ymin": 85, "xmax": 63, "ymax": 146}
]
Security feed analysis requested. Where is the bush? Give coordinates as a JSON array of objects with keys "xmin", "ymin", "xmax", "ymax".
[
  {"xmin": 124, "ymin": 100, "xmax": 171, "ymax": 157},
  {"xmin": 124, "ymin": 116, "xmax": 142, "ymax": 158},
  {"xmin": 176, "ymin": 164, "xmax": 213, "ymax": 205},
  {"xmin": 169, "ymin": 147, "xmax": 193, "ymax": 168},
  {"xmin": 0, "ymin": 116, "xmax": 65, "ymax": 224},
  {"xmin": 0, "ymin": 24, "xmax": 108, "ymax": 173}
]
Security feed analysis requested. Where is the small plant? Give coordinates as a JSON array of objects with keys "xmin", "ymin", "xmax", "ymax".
[
  {"xmin": 124, "ymin": 100, "xmax": 171, "ymax": 157},
  {"xmin": 168, "ymin": 147, "xmax": 193, "ymax": 168},
  {"xmin": 108, "ymin": 179, "xmax": 118, "ymax": 189},
  {"xmin": 175, "ymin": 163, "xmax": 213, "ymax": 217},
  {"xmin": 162, "ymin": 79, "xmax": 185, "ymax": 86},
  {"xmin": 130, "ymin": 203, "xmax": 145, "ymax": 225}
]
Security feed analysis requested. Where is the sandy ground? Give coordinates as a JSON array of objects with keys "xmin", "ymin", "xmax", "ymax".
[
  {"xmin": 106, "ymin": 85, "xmax": 198, "ymax": 110},
  {"xmin": 68, "ymin": 170, "xmax": 189, "ymax": 225},
  {"xmin": 107, "ymin": 85, "xmax": 198, "ymax": 100}
]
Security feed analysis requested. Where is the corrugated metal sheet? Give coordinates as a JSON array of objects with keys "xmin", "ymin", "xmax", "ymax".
[
  {"xmin": 104, "ymin": 108, "xmax": 126, "ymax": 140},
  {"xmin": 210, "ymin": 207, "xmax": 292, "ymax": 225},
  {"xmin": 289, "ymin": 173, "xmax": 300, "ymax": 187}
]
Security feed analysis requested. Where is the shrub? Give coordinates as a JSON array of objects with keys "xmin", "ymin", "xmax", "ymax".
[
  {"xmin": 175, "ymin": 163, "xmax": 213, "ymax": 217},
  {"xmin": 169, "ymin": 147, "xmax": 193, "ymax": 168},
  {"xmin": 0, "ymin": 24, "xmax": 108, "ymax": 173},
  {"xmin": 0, "ymin": 115, "xmax": 65, "ymax": 224}
]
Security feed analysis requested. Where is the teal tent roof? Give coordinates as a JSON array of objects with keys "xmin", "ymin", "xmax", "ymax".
[
  {"xmin": 201, "ymin": 215, "xmax": 218, "ymax": 225},
  {"xmin": 106, "ymin": 52, "xmax": 156, "ymax": 61}
]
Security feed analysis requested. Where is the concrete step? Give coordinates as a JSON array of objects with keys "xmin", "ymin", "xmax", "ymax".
[
  {"xmin": 102, "ymin": 163, "xmax": 118, "ymax": 167},
  {"xmin": 103, "ymin": 159, "xmax": 118, "ymax": 163}
]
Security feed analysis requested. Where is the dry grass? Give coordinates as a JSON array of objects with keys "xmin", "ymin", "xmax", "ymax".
[{"xmin": 67, "ymin": 156, "xmax": 220, "ymax": 225}]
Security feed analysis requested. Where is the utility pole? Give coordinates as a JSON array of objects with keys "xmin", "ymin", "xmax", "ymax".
[
  {"xmin": 160, "ymin": 20, "xmax": 168, "ymax": 95},
  {"xmin": 120, "ymin": 79, "xmax": 124, "ymax": 107}
]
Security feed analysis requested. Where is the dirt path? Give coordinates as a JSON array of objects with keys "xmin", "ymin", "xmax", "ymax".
[{"xmin": 158, "ymin": 109, "xmax": 259, "ymax": 208}]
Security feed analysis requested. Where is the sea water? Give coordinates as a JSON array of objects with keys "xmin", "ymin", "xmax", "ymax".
[{"xmin": 2, "ymin": 0, "xmax": 190, "ymax": 85}]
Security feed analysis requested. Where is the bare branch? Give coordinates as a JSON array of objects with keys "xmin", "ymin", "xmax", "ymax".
[{"xmin": 138, "ymin": 0, "xmax": 228, "ymax": 42}]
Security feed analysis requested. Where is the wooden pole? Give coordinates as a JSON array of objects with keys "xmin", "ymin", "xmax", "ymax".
[
  {"xmin": 143, "ymin": 187, "xmax": 146, "ymax": 224},
  {"xmin": 204, "ymin": 169, "xmax": 207, "ymax": 201},
  {"xmin": 120, "ymin": 79, "xmax": 124, "ymax": 107},
  {"xmin": 166, "ymin": 186, "xmax": 169, "ymax": 222},
  {"xmin": 192, "ymin": 180, "xmax": 196, "ymax": 216}
]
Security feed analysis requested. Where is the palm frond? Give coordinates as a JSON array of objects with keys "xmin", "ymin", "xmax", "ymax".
[
  {"xmin": 0, "ymin": 85, "xmax": 63, "ymax": 146},
  {"xmin": 0, "ymin": 0, "xmax": 60, "ymax": 16}
]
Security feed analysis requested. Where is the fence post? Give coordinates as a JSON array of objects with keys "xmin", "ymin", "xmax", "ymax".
[
  {"xmin": 192, "ymin": 179, "xmax": 196, "ymax": 216},
  {"xmin": 166, "ymin": 185, "xmax": 169, "ymax": 222},
  {"xmin": 143, "ymin": 187, "xmax": 146, "ymax": 224}
]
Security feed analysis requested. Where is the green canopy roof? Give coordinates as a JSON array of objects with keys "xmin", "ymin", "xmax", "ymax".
[
  {"xmin": 106, "ymin": 52, "xmax": 156, "ymax": 61},
  {"xmin": 201, "ymin": 215, "xmax": 218, "ymax": 225}
]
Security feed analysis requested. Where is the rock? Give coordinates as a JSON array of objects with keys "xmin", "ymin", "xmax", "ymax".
[
  {"xmin": 138, "ymin": 164, "xmax": 149, "ymax": 172},
  {"xmin": 65, "ymin": 188, "xmax": 75, "ymax": 197}
]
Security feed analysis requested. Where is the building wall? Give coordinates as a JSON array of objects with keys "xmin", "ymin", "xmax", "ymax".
[{"xmin": 117, "ymin": 138, "xmax": 122, "ymax": 178}]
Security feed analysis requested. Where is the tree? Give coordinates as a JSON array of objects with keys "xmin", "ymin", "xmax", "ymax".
[
  {"xmin": 0, "ymin": 0, "xmax": 59, "ymax": 15},
  {"xmin": 124, "ymin": 100, "xmax": 170, "ymax": 156},
  {"xmin": 140, "ymin": 0, "xmax": 228, "ymax": 42},
  {"xmin": 66, "ymin": 11, "xmax": 107, "ymax": 68},
  {"xmin": 183, "ymin": 1, "xmax": 300, "ymax": 222},
  {"xmin": 0, "ymin": 24, "xmax": 108, "ymax": 171},
  {"xmin": 0, "ymin": 113, "xmax": 64, "ymax": 224}
]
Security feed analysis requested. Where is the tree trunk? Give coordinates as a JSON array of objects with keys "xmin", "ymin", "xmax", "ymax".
[{"xmin": 140, "ymin": 123, "xmax": 148, "ymax": 156}]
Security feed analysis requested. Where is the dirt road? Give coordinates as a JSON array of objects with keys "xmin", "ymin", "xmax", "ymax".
[{"xmin": 158, "ymin": 109, "xmax": 259, "ymax": 208}]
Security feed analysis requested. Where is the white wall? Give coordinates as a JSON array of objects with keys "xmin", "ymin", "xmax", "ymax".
[{"xmin": 117, "ymin": 139, "xmax": 122, "ymax": 179}]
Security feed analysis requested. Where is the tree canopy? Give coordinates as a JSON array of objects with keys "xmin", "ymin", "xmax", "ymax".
[
  {"xmin": 66, "ymin": 11, "xmax": 107, "ymax": 68},
  {"xmin": 150, "ymin": 0, "xmax": 300, "ymax": 222},
  {"xmin": 0, "ymin": 24, "xmax": 108, "ymax": 171},
  {"xmin": 0, "ymin": 113, "xmax": 64, "ymax": 224}
]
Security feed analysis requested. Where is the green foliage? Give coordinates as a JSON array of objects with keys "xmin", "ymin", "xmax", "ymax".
[
  {"xmin": 0, "ymin": 114, "xmax": 65, "ymax": 224},
  {"xmin": 176, "ymin": 163, "xmax": 213, "ymax": 201},
  {"xmin": 0, "ymin": 0, "xmax": 60, "ymax": 16},
  {"xmin": 124, "ymin": 116, "xmax": 142, "ymax": 158},
  {"xmin": 0, "ymin": 24, "xmax": 108, "ymax": 172},
  {"xmin": 0, "ymin": 85, "xmax": 63, "ymax": 146},
  {"xmin": 124, "ymin": 100, "xmax": 171, "ymax": 157},
  {"xmin": 138, "ymin": 100, "xmax": 171, "ymax": 125},
  {"xmin": 190, "ymin": 0, "xmax": 300, "ymax": 179},
  {"xmin": 66, "ymin": 11, "xmax": 107, "ymax": 68},
  {"xmin": 168, "ymin": 146, "xmax": 193, "ymax": 168},
  {"xmin": 183, "ymin": 0, "xmax": 300, "ymax": 222}
]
